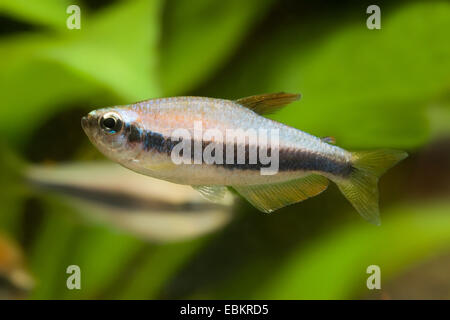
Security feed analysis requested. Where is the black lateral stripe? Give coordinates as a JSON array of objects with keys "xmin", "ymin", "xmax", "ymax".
[
  {"xmin": 143, "ymin": 130, "xmax": 177, "ymax": 153},
  {"xmin": 140, "ymin": 131, "xmax": 352, "ymax": 177},
  {"xmin": 278, "ymin": 148, "xmax": 353, "ymax": 177},
  {"xmin": 126, "ymin": 123, "xmax": 143, "ymax": 143}
]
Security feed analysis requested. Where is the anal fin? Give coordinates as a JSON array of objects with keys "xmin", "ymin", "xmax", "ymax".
[{"xmin": 232, "ymin": 175, "xmax": 329, "ymax": 213}]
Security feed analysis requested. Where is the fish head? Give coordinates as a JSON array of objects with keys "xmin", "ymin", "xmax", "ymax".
[{"xmin": 81, "ymin": 107, "xmax": 142, "ymax": 161}]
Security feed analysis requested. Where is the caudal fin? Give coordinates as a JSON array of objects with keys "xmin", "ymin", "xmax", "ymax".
[{"xmin": 335, "ymin": 149, "xmax": 408, "ymax": 225}]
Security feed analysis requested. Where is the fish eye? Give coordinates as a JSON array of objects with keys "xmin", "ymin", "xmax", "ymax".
[{"xmin": 99, "ymin": 112, "xmax": 123, "ymax": 134}]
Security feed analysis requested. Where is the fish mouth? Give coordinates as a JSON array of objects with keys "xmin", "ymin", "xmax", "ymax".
[
  {"xmin": 81, "ymin": 113, "xmax": 97, "ymax": 133},
  {"xmin": 81, "ymin": 116, "xmax": 89, "ymax": 132}
]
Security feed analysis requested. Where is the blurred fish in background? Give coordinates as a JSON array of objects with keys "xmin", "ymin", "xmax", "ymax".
[{"xmin": 27, "ymin": 162, "xmax": 233, "ymax": 242}]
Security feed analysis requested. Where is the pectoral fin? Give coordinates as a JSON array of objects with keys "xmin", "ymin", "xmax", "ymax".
[
  {"xmin": 232, "ymin": 175, "xmax": 329, "ymax": 213},
  {"xmin": 236, "ymin": 92, "xmax": 301, "ymax": 115},
  {"xmin": 193, "ymin": 185, "xmax": 228, "ymax": 202}
]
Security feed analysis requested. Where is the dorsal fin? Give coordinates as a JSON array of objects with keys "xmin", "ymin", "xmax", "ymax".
[
  {"xmin": 235, "ymin": 92, "xmax": 301, "ymax": 115},
  {"xmin": 321, "ymin": 136, "xmax": 336, "ymax": 144}
]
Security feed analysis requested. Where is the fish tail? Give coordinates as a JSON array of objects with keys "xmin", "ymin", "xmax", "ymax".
[{"xmin": 334, "ymin": 149, "xmax": 408, "ymax": 225}]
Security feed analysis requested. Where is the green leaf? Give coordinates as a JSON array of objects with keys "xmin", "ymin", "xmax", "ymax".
[
  {"xmin": 0, "ymin": 0, "xmax": 162, "ymax": 143},
  {"xmin": 28, "ymin": 201, "xmax": 79, "ymax": 299},
  {"xmin": 0, "ymin": 144, "xmax": 28, "ymax": 236},
  {"xmin": 27, "ymin": 196, "xmax": 144, "ymax": 299},
  {"xmin": 428, "ymin": 100, "xmax": 450, "ymax": 138},
  {"xmin": 258, "ymin": 202, "xmax": 450, "ymax": 299},
  {"xmin": 59, "ymin": 224, "xmax": 144, "ymax": 299},
  {"xmin": 0, "ymin": 37, "xmax": 98, "ymax": 143},
  {"xmin": 160, "ymin": 0, "xmax": 273, "ymax": 95},
  {"xmin": 43, "ymin": 0, "xmax": 162, "ymax": 101},
  {"xmin": 207, "ymin": 2, "xmax": 450, "ymax": 149},
  {"xmin": 0, "ymin": 0, "xmax": 72, "ymax": 29},
  {"xmin": 272, "ymin": 2, "xmax": 450, "ymax": 149},
  {"xmin": 116, "ymin": 238, "xmax": 204, "ymax": 299}
]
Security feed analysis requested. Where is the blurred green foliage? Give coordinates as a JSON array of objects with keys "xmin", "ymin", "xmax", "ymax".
[
  {"xmin": 0, "ymin": 0, "xmax": 449, "ymax": 299},
  {"xmin": 260, "ymin": 202, "xmax": 450, "ymax": 299}
]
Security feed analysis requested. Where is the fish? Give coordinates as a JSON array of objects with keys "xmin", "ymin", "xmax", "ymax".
[
  {"xmin": 26, "ymin": 162, "xmax": 233, "ymax": 242},
  {"xmin": 81, "ymin": 92, "xmax": 407, "ymax": 225}
]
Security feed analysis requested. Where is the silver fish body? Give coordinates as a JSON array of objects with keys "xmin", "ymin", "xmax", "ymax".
[
  {"xmin": 82, "ymin": 93, "xmax": 407, "ymax": 225},
  {"xmin": 82, "ymin": 97, "xmax": 350, "ymax": 185}
]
